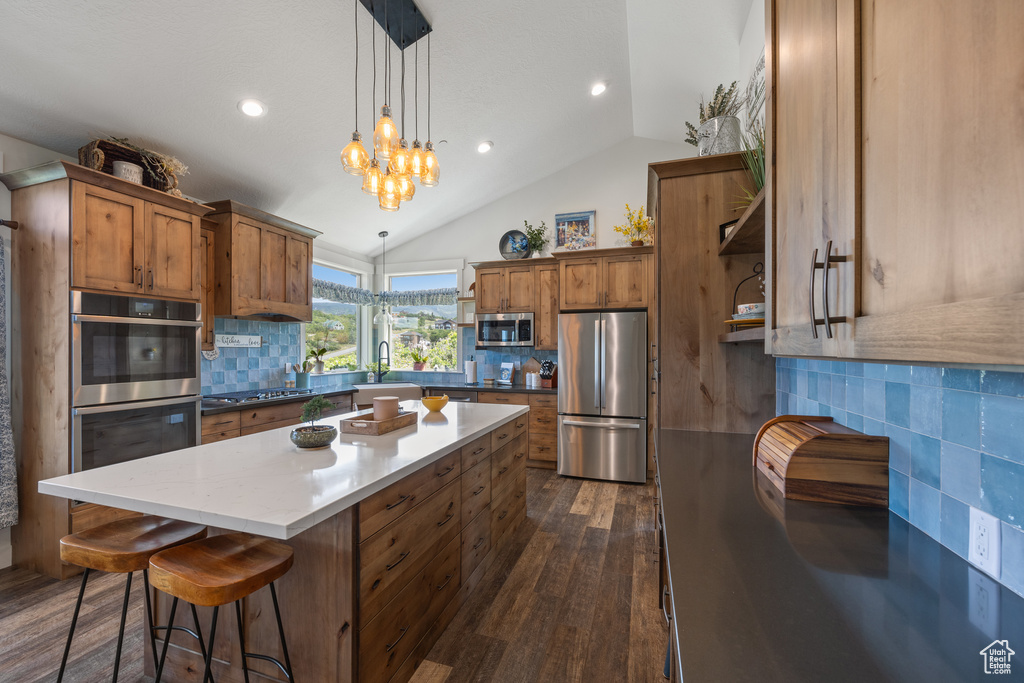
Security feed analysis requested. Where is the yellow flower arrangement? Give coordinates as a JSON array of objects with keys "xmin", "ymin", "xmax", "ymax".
[{"xmin": 613, "ymin": 203, "xmax": 654, "ymax": 244}]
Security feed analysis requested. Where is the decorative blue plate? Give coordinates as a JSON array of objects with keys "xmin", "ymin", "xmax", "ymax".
[{"xmin": 499, "ymin": 230, "xmax": 531, "ymax": 259}]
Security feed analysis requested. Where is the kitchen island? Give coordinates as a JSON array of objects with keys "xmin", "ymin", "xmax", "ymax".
[{"xmin": 40, "ymin": 401, "xmax": 530, "ymax": 682}]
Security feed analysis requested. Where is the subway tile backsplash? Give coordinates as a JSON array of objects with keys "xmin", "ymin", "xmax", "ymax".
[{"xmin": 776, "ymin": 359, "xmax": 1024, "ymax": 597}]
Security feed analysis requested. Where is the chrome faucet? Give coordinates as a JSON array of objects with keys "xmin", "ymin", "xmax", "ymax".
[{"xmin": 376, "ymin": 341, "xmax": 390, "ymax": 383}]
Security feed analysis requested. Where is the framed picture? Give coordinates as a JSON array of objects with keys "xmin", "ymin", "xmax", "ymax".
[{"xmin": 554, "ymin": 210, "xmax": 597, "ymax": 251}]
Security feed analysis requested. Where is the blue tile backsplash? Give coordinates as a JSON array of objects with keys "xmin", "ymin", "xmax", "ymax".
[
  {"xmin": 776, "ymin": 359, "xmax": 1024, "ymax": 597},
  {"xmin": 201, "ymin": 319, "xmax": 303, "ymax": 394},
  {"xmin": 458, "ymin": 327, "xmax": 557, "ymax": 381}
]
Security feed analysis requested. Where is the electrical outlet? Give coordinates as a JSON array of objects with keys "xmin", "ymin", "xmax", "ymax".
[{"xmin": 969, "ymin": 507, "xmax": 1001, "ymax": 578}]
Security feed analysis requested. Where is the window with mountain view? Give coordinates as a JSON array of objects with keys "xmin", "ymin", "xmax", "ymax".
[
  {"xmin": 388, "ymin": 272, "xmax": 458, "ymax": 370},
  {"xmin": 309, "ymin": 264, "xmax": 361, "ymax": 371}
]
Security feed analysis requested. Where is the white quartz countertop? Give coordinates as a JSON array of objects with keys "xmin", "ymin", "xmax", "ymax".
[{"xmin": 40, "ymin": 401, "xmax": 528, "ymax": 540}]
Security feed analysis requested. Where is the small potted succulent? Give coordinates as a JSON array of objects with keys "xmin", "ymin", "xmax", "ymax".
[
  {"xmin": 290, "ymin": 395, "xmax": 338, "ymax": 449},
  {"xmin": 411, "ymin": 348, "xmax": 428, "ymax": 371},
  {"xmin": 524, "ymin": 220, "xmax": 549, "ymax": 258}
]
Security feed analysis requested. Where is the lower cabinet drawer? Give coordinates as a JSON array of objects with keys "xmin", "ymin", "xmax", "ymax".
[
  {"xmin": 461, "ymin": 458, "xmax": 491, "ymax": 528},
  {"xmin": 358, "ymin": 478, "xmax": 461, "ymax": 627},
  {"xmin": 239, "ymin": 417, "xmax": 300, "ymax": 436},
  {"xmin": 358, "ymin": 534, "xmax": 461, "ymax": 683},
  {"xmin": 322, "ymin": 393, "xmax": 353, "ymax": 416},
  {"xmin": 460, "ymin": 434, "xmax": 492, "ymax": 471},
  {"xmin": 477, "ymin": 392, "xmax": 529, "ymax": 406},
  {"xmin": 201, "ymin": 412, "xmax": 240, "ymax": 436},
  {"xmin": 490, "ymin": 419, "xmax": 517, "ymax": 451},
  {"xmin": 240, "ymin": 402, "xmax": 304, "ymax": 429},
  {"xmin": 529, "ymin": 406, "xmax": 557, "ymax": 434},
  {"xmin": 529, "ymin": 431, "xmax": 557, "ymax": 462},
  {"xmin": 491, "ymin": 471, "xmax": 526, "ymax": 544},
  {"xmin": 512, "ymin": 413, "xmax": 529, "ymax": 439},
  {"xmin": 359, "ymin": 450, "xmax": 461, "ymax": 540},
  {"xmin": 202, "ymin": 428, "xmax": 240, "ymax": 444},
  {"xmin": 492, "ymin": 434, "xmax": 527, "ymax": 495},
  {"xmin": 462, "ymin": 505, "xmax": 491, "ymax": 580}
]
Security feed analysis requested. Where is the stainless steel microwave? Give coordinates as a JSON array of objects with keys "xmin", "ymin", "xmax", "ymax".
[{"xmin": 476, "ymin": 312, "xmax": 534, "ymax": 347}]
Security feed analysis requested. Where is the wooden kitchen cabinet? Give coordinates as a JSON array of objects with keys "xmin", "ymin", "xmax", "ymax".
[
  {"xmin": 205, "ymin": 200, "xmax": 320, "ymax": 322},
  {"xmin": 200, "ymin": 223, "xmax": 216, "ymax": 350},
  {"xmin": 527, "ymin": 393, "xmax": 557, "ymax": 465},
  {"xmin": 767, "ymin": 0, "xmax": 1024, "ymax": 365},
  {"xmin": 557, "ymin": 249, "xmax": 651, "ymax": 311},
  {"xmin": 534, "ymin": 263, "xmax": 559, "ymax": 350},
  {"xmin": 71, "ymin": 181, "xmax": 203, "ymax": 301},
  {"xmin": 474, "ymin": 265, "xmax": 533, "ymax": 313}
]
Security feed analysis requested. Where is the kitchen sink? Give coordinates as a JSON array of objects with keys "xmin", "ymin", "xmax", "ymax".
[{"xmin": 351, "ymin": 382, "xmax": 423, "ymax": 406}]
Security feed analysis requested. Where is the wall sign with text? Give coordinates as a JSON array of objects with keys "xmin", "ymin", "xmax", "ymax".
[{"xmin": 215, "ymin": 334, "xmax": 262, "ymax": 348}]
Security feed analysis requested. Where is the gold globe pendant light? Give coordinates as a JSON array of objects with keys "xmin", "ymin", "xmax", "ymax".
[
  {"xmin": 420, "ymin": 33, "xmax": 440, "ymax": 187},
  {"xmin": 398, "ymin": 171, "xmax": 415, "ymax": 201},
  {"xmin": 390, "ymin": 139, "xmax": 411, "ymax": 176},
  {"xmin": 373, "ymin": 105, "xmax": 399, "ymax": 161},
  {"xmin": 379, "ymin": 171, "xmax": 401, "ymax": 211},
  {"xmin": 341, "ymin": 0, "xmax": 368, "ymax": 175},
  {"xmin": 409, "ymin": 41, "xmax": 425, "ymax": 180},
  {"xmin": 362, "ymin": 158, "xmax": 384, "ymax": 195}
]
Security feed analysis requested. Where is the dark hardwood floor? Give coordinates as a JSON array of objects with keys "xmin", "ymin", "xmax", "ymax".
[
  {"xmin": 0, "ymin": 469, "xmax": 665, "ymax": 683},
  {"xmin": 412, "ymin": 468, "xmax": 666, "ymax": 683}
]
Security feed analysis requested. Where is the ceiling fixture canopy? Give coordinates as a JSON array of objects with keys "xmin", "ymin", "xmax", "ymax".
[{"xmin": 343, "ymin": 0, "xmax": 439, "ymax": 212}]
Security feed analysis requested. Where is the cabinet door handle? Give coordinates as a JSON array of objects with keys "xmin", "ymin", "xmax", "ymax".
[
  {"xmin": 436, "ymin": 573, "xmax": 455, "ymax": 591},
  {"xmin": 385, "ymin": 626, "xmax": 409, "ymax": 652},
  {"xmin": 386, "ymin": 552, "xmax": 410, "ymax": 571},
  {"xmin": 473, "ymin": 485, "xmax": 486, "ymax": 496},
  {"xmin": 809, "ymin": 247, "xmax": 820, "ymax": 339},
  {"xmin": 472, "ymin": 537, "xmax": 486, "ymax": 550},
  {"xmin": 385, "ymin": 494, "xmax": 410, "ymax": 510},
  {"xmin": 498, "ymin": 509, "xmax": 508, "ymax": 520},
  {"xmin": 436, "ymin": 465, "xmax": 456, "ymax": 478},
  {"xmin": 148, "ymin": 269, "xmax": 154, "ymax": 290},
  {"xmin": 822, "ymin": 239, "xmax": 834, "ymax": 339},
  {"xmin": 662, "ymin": 585, "xmax": 672, "ymax": 626},
  {"xmin": 135, "ymin": 266, "xmax": 142, "ymax": 287}
]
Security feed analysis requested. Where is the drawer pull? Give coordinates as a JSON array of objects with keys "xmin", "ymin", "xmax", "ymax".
[
  {"xmin": 436, "ymin": 465, "xmax": 456, "ymax": 478},
  {"xmin": 516, "ymin": 421, "xmax": 525, "ymax": 428},
  {"xmin": 498, "ymin": 510, "xmax": 508, "ymax": 520},
  {"xmin": 514, "ymin": 452, "xmax": 524, "ymax": 460},
  {"xmin": 766, "ymin": 462, "xmax": 775, "ymax": 471},
  {"xmin": 662, "ymin": 586, "xmax": 672, "ymax": 626},
  {"xmin": 472, "ymin": 447, "xmax": 486, "ymax": 456},
  {"xmin": 385, "ymin": 626, "xmax": 409, "ymax": 652},
  {"xmin": 385, "ymin": 495, "xmax": 410, "ymax": 510},
  {"xmin": 497, "ymin": 432, "xmax": 509, "ymax": 440},
  {"xmin": 473, "ymin": 485, "xmax": 486, "ymax": 496},
  {"xmin": 437, "ymin": 510, "xmax": 455, "ymax": 528},
  {"xmin": 212, "ymin": 420, "xmax": 234, "ymax": 427},
  {"xmin": 498, "ymin": 466, "xmax": 509, "ymax": 475},
  {"xmin": 496, "ymin": 397, "xmax": 509, "ymax": 402},
  {"xmin": 436, "ymin": 573, "xmax": 455, "ymax": 591},
  {"xmin": 472, "ymin": 537, "xmax": 486, "ymax": 550},
  {"xmin": 386, "ymin": 552, "xmax": 410, "ymax": 571}
]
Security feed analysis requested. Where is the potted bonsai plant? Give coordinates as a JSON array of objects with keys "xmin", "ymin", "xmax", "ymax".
[
  {"xmin": 290, "ymin": 395, "xmax": 338, "ymax": 449},
  {"xmin": 613, "ymin": 204, "xmax": 654, "ymax": 246},
  {"xmin": 684, "ymin": 81, "xmax": 744, "ymax": 156},
  {"xmin": 411, "ymin": 348, "xmax": 428, "ymax": 371},
  {"xmin": 523, "ymin": 219, "xmax": 549, "ymax": 258}
]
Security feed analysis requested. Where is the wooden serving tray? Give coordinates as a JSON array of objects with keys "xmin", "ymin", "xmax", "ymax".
[
  {"xmin": 752, "ymin": 415, "xmax": 889, "ymax": 507},
  {"xmin": 341, "ymin": 409, "xmax": 417, "ymax": 436}
]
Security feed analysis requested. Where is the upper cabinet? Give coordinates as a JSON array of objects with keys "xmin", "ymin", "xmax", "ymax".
[
  {"xmin": 205, "ymin": 200, "xmax": 320, "ymax": 322},
  {"xmin": 475, "ymin": 265, "xmax": 534, "ymax": 313},
  {"xmin": 70, "ymin": 180, "xmax": 203, "ymax": 300},
  {"xmin": 534, "ymin": 263, "xmax": 559, "ymax": 350},
  {"xmin": 768, "ymin": 0, "xmax": 1024, "ymax": 365},
  {"xmin": 558, "ymin": 249, "xmax": 650, "ymax": 311}
]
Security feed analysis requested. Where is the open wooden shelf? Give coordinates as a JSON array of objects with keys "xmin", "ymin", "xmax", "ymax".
[
  {"xmin": 457, "ymin": 322, "xmax": 474, "ymax": 328},
  {"xmin": 457, "ymin": 296, "xmax": 476, "ymax": 302},
  {"xmin": 718, "ymin": 187, "xmax": 765, "ymax": 256},
  {"xmin": 718, "ymin": 326, "xmax": 765, "ymax": 343}
]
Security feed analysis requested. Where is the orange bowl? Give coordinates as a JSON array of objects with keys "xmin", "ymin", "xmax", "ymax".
[{"xmin": 421, "ymin": 395, "xmax": 449, "ymax": 412}]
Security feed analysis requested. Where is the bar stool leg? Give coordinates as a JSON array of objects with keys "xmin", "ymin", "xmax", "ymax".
[
  {"xmin": 154, "ymin": 596, "xmax": 178, "ymax": 683},
  {"xmin": 234, "ymin": 601, "xmax": 251, "ymax": 683},
  {"xmin": 190, "ymin": 603, "xmax": 216, "ymax": 683},
  {"xmin": 142, "ymin": 569, "xmax": 160, "ymax": 667},
  {"xmin": 202, "ymin": 606, "xmax": 220, "ymax": 683},
  {"xmin": 110, "ymin": 571, "xmax": 133, "ymax": 683},
  {"xmin": 57, "ymin": 567, "xmax": 91, "ymax": 683},
  {"xmin": 269, "ymin": 582, "xmax": 294, "ymax": 680}
]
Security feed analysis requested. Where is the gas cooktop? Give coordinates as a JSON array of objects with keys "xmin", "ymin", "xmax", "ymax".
[{"xmin": 203, "ymin": 387, "xmax": 314, "ymax": 404}]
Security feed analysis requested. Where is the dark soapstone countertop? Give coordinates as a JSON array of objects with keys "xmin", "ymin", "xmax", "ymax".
[{"xmin": 656, "ymin": 429, "xmax": 1024, "ymax": 683}]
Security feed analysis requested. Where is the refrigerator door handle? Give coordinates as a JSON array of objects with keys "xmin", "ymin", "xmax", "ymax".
[
  {"xmin": 600, "ymin": 319, "xmax": 607, "ymax": 409},
  {"xmin": 562, "ymin": 420, "xmax": 642, "ymax": 429},
  {"xmin": 594, "ymin": 319, "xmax": 601, "ymax": 411}
]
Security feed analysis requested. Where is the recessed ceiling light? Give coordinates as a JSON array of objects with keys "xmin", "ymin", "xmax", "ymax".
[
  {"xmin": 477, "ymin": 141, "xmax": 493, "ymax": 154},
  {"xmin": 238, "ymin": 99, "xmax": 267, "ymax": 117},
  {"xmin": 591, "ymin": 82, "xmax": 607, "ymax": 96}
]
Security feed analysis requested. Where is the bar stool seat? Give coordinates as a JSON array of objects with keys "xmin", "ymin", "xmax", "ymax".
[
  {"xmin": 149, "ymin": 532, "xmax": 294, "ymax": 606},
  {"xmin": 57, "ymin": 515, "xmax": 207, "ymax": 683},
  {"xmin": 149, "ymin": 532, "xmax": 296, "ymax": 682}
]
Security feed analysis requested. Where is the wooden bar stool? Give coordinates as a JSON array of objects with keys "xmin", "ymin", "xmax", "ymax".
[
  {"xmin": 149, "ymin": 532, "xmax": 296, "ymax": 683},
  {"xmin": 57, "ymin": 515, "xmax": 208, "ymax": 683}
]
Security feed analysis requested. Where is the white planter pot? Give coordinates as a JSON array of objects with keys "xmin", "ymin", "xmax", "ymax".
[{"xmin": 697, "ymin": 115, "xmax": 742, "ymax": 156}]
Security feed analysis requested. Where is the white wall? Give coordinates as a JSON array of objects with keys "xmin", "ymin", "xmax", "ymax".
[
  {"xmin": 0, "ymin": 132, "xmax": 73, "ymax": 569},
  {"xmin": 738, "ymin": 0, "xmax": 766, "ymax": 131},
  {"xmin": 381, "ymin": 136, "xmax": 691, "ymax": 291}
]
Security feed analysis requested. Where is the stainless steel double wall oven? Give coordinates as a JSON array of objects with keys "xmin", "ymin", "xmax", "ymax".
[{"xmin": 71, "ymin": 292, "xmax": 202, "ymax": 476}]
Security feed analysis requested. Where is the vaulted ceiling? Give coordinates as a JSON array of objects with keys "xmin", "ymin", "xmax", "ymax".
[{"xmin": 0, "ymin": 0, "xmax": 753, "ymax": 256}]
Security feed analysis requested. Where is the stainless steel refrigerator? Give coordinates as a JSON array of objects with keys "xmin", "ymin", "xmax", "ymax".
[{"xmin": 557, "ymin": 311, "xmax": 647, "ymax": 483}]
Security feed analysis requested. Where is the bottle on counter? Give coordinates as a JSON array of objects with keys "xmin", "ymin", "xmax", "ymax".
[{"xmin": 366, "ymin": 371, "xmax": 375, "ymax": 383}]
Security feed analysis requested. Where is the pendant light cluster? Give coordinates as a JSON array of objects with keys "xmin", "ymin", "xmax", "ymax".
[{"xmin": 341, "ymin": 0, "xmax": 439, "ymax": 212}]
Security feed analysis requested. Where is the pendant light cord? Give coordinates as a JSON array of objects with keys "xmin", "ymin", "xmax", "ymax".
[
  {"xmin": 371, "ymin": 1, "xmax": 377, "ymax": 151},
  {"xmin": 414, "ymin": 41, "xmax": 419, "ymax": 140},
  {"xmin": 427, "ymin": 32, "xmax": 431, "ymax": 141},
  {"xmin": 353, "ymin": 0, "xmax": 359, "ymax": 131},
  {"xmin": 401, "ymin": 46, "xmax": 406, "ymax": 138}
]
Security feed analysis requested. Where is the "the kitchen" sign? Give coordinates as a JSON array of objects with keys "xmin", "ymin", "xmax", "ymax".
[{"xmin": 215, "ymin": 334, "xmax": 262, "ymax": 348}]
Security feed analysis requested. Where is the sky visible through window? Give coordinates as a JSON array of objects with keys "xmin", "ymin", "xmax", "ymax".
[
  {"xmin": 390, "ymin": 272, "xmax": 457, "ymax": 291},
  {"xmin": 313, "ymin": 264, "xmax": 358, "ymax": 287}
]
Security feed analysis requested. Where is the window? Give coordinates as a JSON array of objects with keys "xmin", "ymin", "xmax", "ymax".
[
  {"xmin": 309, "ymin": 264, "xmax": 362, "ymax": 371},
  {"xmin": 387, "ymin": 272, "xmax": 458, "ymax": 370}
]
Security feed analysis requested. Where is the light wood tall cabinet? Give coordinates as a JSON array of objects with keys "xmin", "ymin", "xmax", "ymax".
[
  {"xmin": 533, "ymin": 263, "xmax": 559, "ymax": 350},
  {"xmin": 204, "ymin": 200, "xmax": 320, "ymax": 322},
  {"xmin": 0, "ymin": 161, "xmax": 212, "ymax": 579},
  {"xmin": 71, "ymin": 181, "xmax": 202, "ymax": 301},
  {"xmin": 767, "ymin": 0, "xmax": 1024, "ymax": 365}
]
